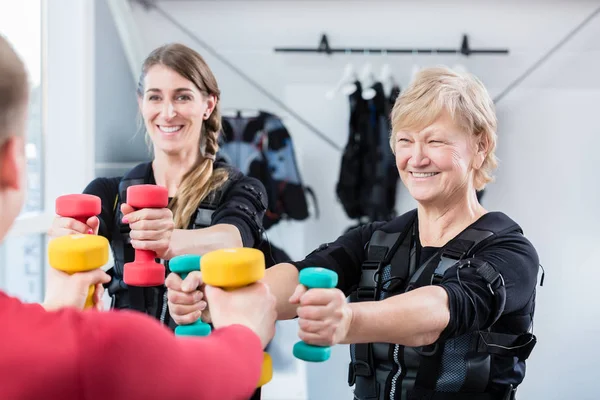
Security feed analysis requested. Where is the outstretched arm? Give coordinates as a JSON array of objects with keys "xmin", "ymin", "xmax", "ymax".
[
  {"xmin": 84, "ymin": 311, "xmax": 263, "ymax": 400},
  {"xmin": 297, "ymin": 234, "xmax": 539, "ymax": 348},
  {"xmin": 262, "ymin": 262, "xmax": 300, "ymax": 320},
  {"xmin": 168, "ymin": 174, "xmax": 268, "ymax": 257},
  {"xmin": 0, "ymin": 293, "xmax": 264, "ymax": 400}
]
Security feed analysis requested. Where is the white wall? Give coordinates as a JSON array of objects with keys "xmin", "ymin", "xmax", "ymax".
[
  {"xmin": 94, "ymin": 0, "xmax": 143, "ymax": 172},
  {"xmin": 94, "ymin": 0, "xmax": 149, "ymax": 179},
  {"xmin": 117, "ymin": 1, "xmax": 600, "ymax": 399}
]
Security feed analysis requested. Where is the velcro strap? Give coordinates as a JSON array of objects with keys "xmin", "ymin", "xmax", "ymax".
[
  {"xmin": 476, "ymin": 263, "xmax": 503, "ymax": 288},
  {"xmin": 353, "ymin": 343, "xmax": 374, "ymax": 378},
  {"xmin": 477, "ymin": 332, "xmax": 537, "ymax": 361}
]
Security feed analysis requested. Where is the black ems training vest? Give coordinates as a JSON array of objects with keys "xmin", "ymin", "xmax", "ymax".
[
  {"xmin": 348, "ymin": 210, "xmax": 537, "ymax": 400},
  {"xmin": 106, "ymin": 162, "xmax": 234, "ymax": 328}
]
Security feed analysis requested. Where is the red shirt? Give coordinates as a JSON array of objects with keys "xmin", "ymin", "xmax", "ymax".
[{"xmin": 0, "ymin": 291, "xmax": 263, "ymax": 400}]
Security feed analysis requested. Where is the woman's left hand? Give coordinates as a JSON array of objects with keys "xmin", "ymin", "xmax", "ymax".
[
  {"xmin": 121, "ymin": 203, "xmax": 175, "ymax": 259},
  {"xmin": 289, "ymin": 285, "xmax": 353, "ymax": 346}
]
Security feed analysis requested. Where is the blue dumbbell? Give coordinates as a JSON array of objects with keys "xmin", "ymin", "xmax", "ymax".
[
  {"xmin": 292, "ymin": 267, "xmax": 339, "ymax": 362},
  {"xmin": 169, "ymin": 254, "xmax": 211, "ymax": 337}
]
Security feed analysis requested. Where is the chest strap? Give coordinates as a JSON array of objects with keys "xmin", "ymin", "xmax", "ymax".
[{"xmin": 349, "ymin": 211, "xmax": 417, "ymax": 400}]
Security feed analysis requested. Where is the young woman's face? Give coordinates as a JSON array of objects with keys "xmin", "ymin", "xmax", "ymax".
[{"xmin": 139, "ymin": 64, "xmax": 215, "ymax": 156}]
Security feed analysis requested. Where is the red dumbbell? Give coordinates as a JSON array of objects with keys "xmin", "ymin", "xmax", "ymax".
[
  {"xmin": 55, "ymin": 194, "xmax": 101, "ymax": 228},
  {"xmin": 122, "ymin": 184, "xmax": 169, "ymax": 287}
]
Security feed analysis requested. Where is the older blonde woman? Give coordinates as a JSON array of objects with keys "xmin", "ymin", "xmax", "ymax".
[{"xmin": 169, "ymin": 66, "xmax": 540, "ymax": 400}]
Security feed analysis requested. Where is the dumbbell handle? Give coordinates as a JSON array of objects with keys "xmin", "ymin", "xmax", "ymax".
[
  {"xmin": 170, "ymin": 255, "xmax": 212, "ymax": 337},
  {"xmin": 176, "ymin": 273, "xmax": 212, "ymax": 337},
  {"xmin": 293, "ymin": 267, "xmax": 339, "ymax": 362},
  {"xmin": 134, "ymin": 249, "xmax": 156, "ymax": 264},
  {"xmin": 83, "ymin": 285, "xmax": 95, "ymax": 308}
]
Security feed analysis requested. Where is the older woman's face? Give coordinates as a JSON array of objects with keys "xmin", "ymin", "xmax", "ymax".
[{"xmin": 394, "ymin": 111, "xmax": 480, "ymax": 206}]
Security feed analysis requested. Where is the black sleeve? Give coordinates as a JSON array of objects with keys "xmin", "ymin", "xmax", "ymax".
[
  {"xmin": 82, "ymin": 177, "xmax": 121, "ymax": 241},
  {"xmin": 291, "ymin": 222, "xmax": 386, "ymax": 296},
  {"xmin": 437, "ymin": 232, "xmax": 540, "ymax": 340},
  {"xmin": 211, "ymin": 172, "xmax": 268, "ymax": 248}
]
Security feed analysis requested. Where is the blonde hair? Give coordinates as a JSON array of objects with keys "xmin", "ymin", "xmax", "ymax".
[
  {"xmin": 389, "ymin": 66, "xmax": 498, "ymax": 190},
  {"xmin": 137, "ymin": 43, "xmax": 228, "ymax": 228},
  {"xmin": 0, "ymin": 35, "xmax": 28, "ymax": 145}
]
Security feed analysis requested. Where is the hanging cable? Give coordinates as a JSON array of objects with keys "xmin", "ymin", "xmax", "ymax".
[
  {"xmin": 494, "ymin": 5, "xmax": 600, "ymax": 104},
  {"xmin": 136, "ymin": 0, "xmax": 342, "ymax": 152}
]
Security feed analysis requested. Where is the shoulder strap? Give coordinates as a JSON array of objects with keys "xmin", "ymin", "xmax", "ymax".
[
  {"xmin": 190, "ymin": 179, "xmax": 232, "ymax": 229},
  {"xmin": 348, "ymin": 210, "xmax": 417, "ymax": 398},
  {"xmin": 431, "ymin": 212, "xmax": 521, "ymax": 285},
  {"xmin": 108, "ymin": 162, "xmax": 153, "ymax": 312},
  {"xmin": 118, "ymin": 162, "xmax": 153, "ymax": 203},
  {"xmin": 406, "ymin": 212, "xmax": 521, "ymax": 290},
  {"xmin": 352, "ymin": 210, "xmax": 417, "ymax": 302}
]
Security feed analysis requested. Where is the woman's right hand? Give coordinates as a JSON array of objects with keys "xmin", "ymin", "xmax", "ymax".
[
  {"xmin": 43, "ymin": 267, "xmax": 111, "ymax": 311},
  {"xmin": 165, "ymin": 271, "xmax": 208, "ymax": 325},
  {"xmin": 47, "ymin": 215, "xmax": 100, "ymax": 238}
]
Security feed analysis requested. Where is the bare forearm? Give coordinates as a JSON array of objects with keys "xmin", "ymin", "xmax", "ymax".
[
  {"xmin": 343, "ymin": 286, "xmax": 450, "ymax": 347},
  {"xmin": 170, "ymin": 224, "xmax": 243, "ymax": 257},
  {"xmin": 262, "ymin": 263, "xmax": 300, "ymax": 320}
]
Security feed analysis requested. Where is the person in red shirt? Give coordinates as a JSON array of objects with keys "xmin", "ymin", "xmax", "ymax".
[{"xmin": 0, "ymin": 34, "xmax": 276, "ymax": 400}]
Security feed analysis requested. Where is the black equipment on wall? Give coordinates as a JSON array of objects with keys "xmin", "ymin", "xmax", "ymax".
[
  {"xmin": 218, "ymin": 110, "xmax": 318, "ymax": 231},
  {"xmin": 336, "ymin": 78, "xmax": 401, "ymax": 225}
]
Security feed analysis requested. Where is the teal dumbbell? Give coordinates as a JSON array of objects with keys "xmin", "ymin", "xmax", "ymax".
[
  {"xmin": 292, "ymin": 267, "xmax": 339, "ymax": 362},
  {"xmin": 169, "ymin": 254, "xmax": 212, "ymax": 337}
]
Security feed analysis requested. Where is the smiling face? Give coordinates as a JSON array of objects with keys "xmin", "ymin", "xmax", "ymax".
[
  {"xmin": 139, "ymin": 64, "xmax": 215, "ymax": 157},
  {"xmin": 389, "ymin": 67, "xmax": 498, "ymax": 206},
  {"xmin": 394, "ymin": 111, "xmax": 484, "ymax": 206}
]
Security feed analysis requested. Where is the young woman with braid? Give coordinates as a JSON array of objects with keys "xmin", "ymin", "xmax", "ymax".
[
  {"xmin": 0, "ymin": 35, "xmax": 276, "ymax": 400},
  {"xmin": 48, "ymin": 43, "xmax": 268, "ymax": 330}
]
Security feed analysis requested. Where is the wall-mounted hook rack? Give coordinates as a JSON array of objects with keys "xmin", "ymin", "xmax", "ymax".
[{"xmin": 274, "ymin": 33, "xmax": 509, "ymax": 56}]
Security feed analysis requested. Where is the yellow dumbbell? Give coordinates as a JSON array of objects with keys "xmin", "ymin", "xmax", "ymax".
[
  {"xmin": 48, "ymin": 234, "xmax": 109, "ymax": 309},
  {"xmin": 201, "ymin": 248, "xmax": 273, "ymax": 388}
]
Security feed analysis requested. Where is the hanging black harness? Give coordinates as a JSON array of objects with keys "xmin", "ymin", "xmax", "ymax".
[{"xmin": 348, "ymin": 210, "xmax": 538, "ymax": 400}]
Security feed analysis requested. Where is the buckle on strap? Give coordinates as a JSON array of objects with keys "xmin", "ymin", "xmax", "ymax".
[
  {"xmin": 431, "ymin": 256, "xmax": 460, "ymax": 285},
  {"xmin": 107, "ymin": 277, "xmax": 127, "ymax": 297},
  {"xmin": 361, "ymin": 260, "xmax": 383, "ymax": 271},
  {"xmin": 356, "ymin": 260, "xmax": 384, "ymax": 301},
  {"xmin": 348, "ymin": 360, "xmax": 373, "ymax": 385},
  {"xmin": 441, "ymin": 247, "xmax": 464, "ymax": 260},
  {"xmin": 355, "ymin": 287, "xmax": 377, "ymax": 301}
]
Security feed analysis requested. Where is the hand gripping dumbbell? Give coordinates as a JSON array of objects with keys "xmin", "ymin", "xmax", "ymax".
[
  {"xmin": 201, "ymin": 248, "xmax": 273, "ymax": 387},
  {"xmin": 292, "ymin": 267, "xmax": 339, "ymax": 362},
  {"xmin": 169, "ymin": 254, "xmax": 212, "ymax": 337},
  {"xmin": 55, "ymin": 194, "xmax": 101, "ymax": 230},
  {"xmin": 48, "ymin": 234, "xmax": 110, "ymax": 308},
  {"xmin": 122, "ymin": 184, "xmax": 169, "ymax": 287}
]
